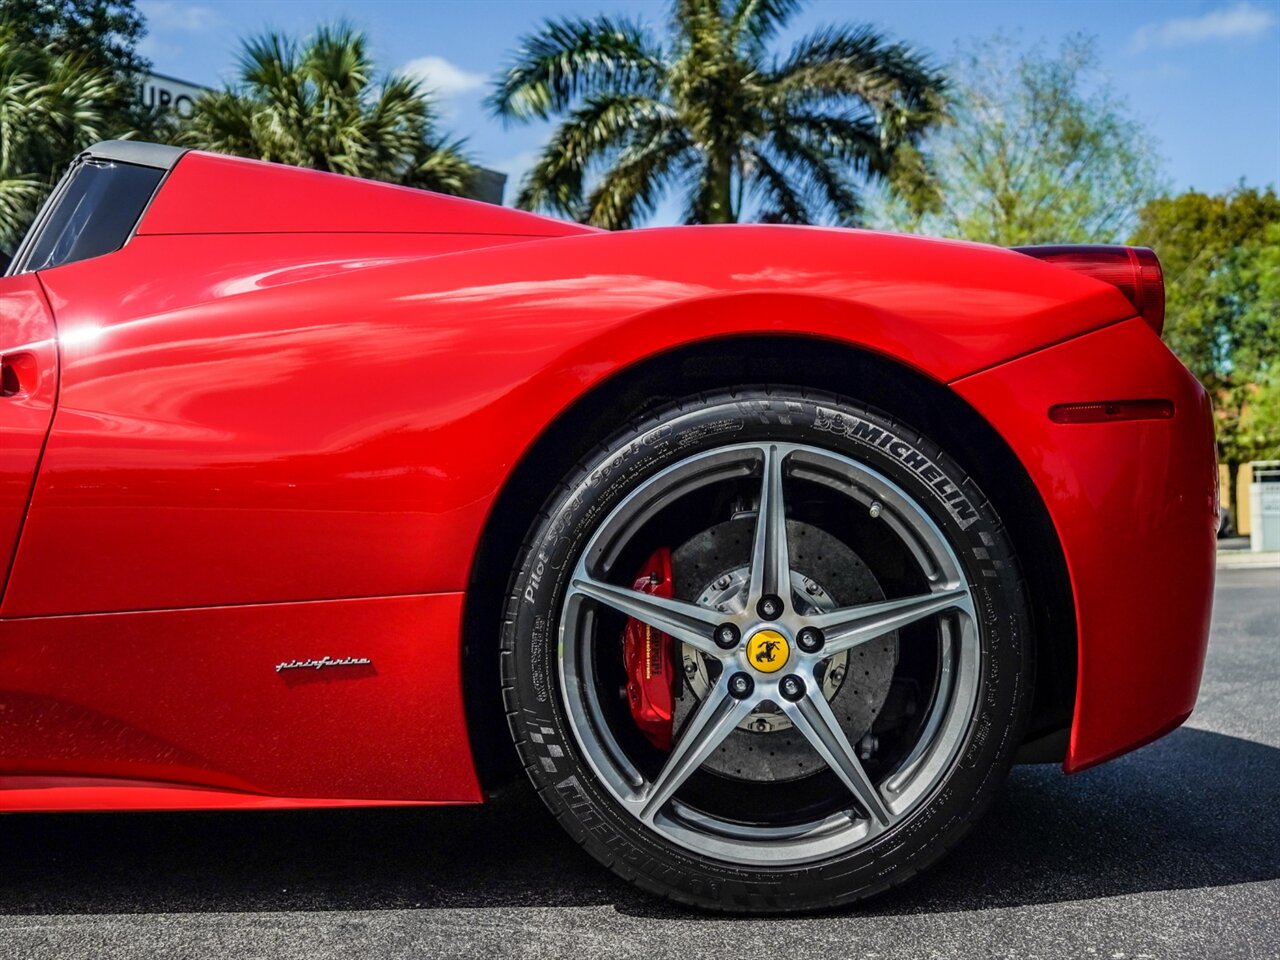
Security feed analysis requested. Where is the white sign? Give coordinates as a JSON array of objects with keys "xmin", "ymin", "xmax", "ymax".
[{"xmin": 140, "ymin": 72, "xmax": 207, "ymax": 118}]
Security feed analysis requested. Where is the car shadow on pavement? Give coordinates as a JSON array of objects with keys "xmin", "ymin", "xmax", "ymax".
[
  {"xmin": 0, "ymin": 727, "xmax": 1275, "ymax": 917},
  {"xmin": 859, "ymin": 725, "xmax": 1280, "ymax": 917}
]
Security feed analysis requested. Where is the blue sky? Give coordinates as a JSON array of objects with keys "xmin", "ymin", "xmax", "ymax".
[{"xmin": 138, "ymin": 0, "xmax": 1280, "ymax": 217}]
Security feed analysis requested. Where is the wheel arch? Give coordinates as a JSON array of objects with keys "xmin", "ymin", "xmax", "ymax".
[{"xmin": 461, "ymin": 334, "xmax": 1077, "ymax": 791}]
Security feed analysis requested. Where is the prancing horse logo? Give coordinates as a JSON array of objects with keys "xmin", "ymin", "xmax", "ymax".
[
  {"xmin": 755, "ymin": 640, "xmax": 782, "ymax": 663},
  {"xmin": 746, "ymin": 630, "xmax": 789, "ymax": 673}
]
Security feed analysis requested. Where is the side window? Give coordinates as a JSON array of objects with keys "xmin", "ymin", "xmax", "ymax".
[{"xmin": 9, "ymin": 159, "xmax": 164, "ymax": 275}]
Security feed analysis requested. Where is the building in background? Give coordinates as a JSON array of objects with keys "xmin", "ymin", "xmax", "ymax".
[
  {"xmin": 138, "ymin": 72, "xmax": 507, "ymax": 206},
  {"xmin": 140, "ymin": 72, "xmax": 204, "ymax": 119},
  {"xmin": 467, "ymin": 168, "xmax": 506, "ymax": 207}
]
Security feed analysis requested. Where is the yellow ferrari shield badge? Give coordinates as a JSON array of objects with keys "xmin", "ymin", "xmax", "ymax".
[{"xmin": 746, "ymin": 630, "xmax": 789, "ymax": 673}]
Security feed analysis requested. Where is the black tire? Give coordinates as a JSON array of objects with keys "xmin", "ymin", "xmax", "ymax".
[{"xmin": 501, "ymin": 387, "xmax": 1032, "ymax": 912}]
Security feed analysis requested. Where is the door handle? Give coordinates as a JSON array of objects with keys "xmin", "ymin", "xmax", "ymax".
[{"xmin": 1, "ymin": 352, "xmax": 37, "ymax": 398}]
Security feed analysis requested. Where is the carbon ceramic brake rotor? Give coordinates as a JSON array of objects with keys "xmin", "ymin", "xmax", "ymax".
[{"xmin": 671, "ymin": 518, "xmax": 898, "ymax": 782}]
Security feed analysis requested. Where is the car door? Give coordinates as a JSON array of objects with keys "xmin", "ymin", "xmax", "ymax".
[{"xmin": 0, "ymin": 147, "xmax": 482, "ymax": 801}]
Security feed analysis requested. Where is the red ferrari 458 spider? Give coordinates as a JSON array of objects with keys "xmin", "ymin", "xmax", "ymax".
[{"xmin": 0, "ymin": 142, "xmax": 1217, "ymax": 912}]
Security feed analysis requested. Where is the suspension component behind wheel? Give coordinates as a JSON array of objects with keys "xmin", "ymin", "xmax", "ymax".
[{"xmin": 623, "ymin": 547, "xmax": 676, "ymax": 751}]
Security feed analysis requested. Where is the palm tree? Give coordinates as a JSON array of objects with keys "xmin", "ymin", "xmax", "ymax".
[
  {"xmin": 0, "ymin": 26, "xmax": 126, "ymax": 250},
  {"xmin": 489, "ymin": 0, "xmax": 946, "ymax": 228},
  {"xmin": 181, "ymin": 24, "xmax": 475, "ymax": 196}
]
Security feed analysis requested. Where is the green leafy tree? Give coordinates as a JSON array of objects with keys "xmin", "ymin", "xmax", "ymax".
[
  {"xmin": 0, "ymin": 0, "xmax": 151, "ymax": 251},
  {"xmin": 0, "ymin": 0, "xmax": 147, "ymax": 79},
  {"xmin": 1241, "ymin": 224, "xmax": 1280, "ymax": 459},
  {"xmin": 489, "ymin": 0, "xmax": 947, "ymax": 228},
  {"xmin": 875, "ymin": 35, "xmax": 1164, "ymax": 244},
  {"xmin": 180, "ymin": 25, "xmax": 475, "ymax": 196},
  {"xmin": 0, "ymin": 0, "xmax": 161, "ymax": 137},
  {"xmin": 0, "ymin": 26, "xmax": 128, "ymax": 250},
  {"xmin": 1131, "ymin": 189, "xmax": 1280, "ymax": 508}
]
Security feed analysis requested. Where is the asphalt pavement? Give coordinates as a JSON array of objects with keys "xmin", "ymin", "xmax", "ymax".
[{"xmin": 1, "ymin": 567, "xmax": 1277, "ymax": 959}]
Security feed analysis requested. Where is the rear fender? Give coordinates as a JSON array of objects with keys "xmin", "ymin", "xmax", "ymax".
[{"xmin": 953, "ymin": 319, "xmax": 1217, "ymax": 771}]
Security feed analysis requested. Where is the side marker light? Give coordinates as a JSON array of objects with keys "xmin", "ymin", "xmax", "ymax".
[{"xmin": 1048, "ymin": 400, "xmax": 1174, "ymax": 424}]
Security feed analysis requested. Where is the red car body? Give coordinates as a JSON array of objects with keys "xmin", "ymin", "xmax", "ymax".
[{"xmin": 0, "ymin": 145, "xmax": 1217, "ymax": 813}]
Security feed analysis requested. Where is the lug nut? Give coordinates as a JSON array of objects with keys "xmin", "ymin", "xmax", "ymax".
[
  {"xmin": 779, "ymin": 674, "xmax": 805, "ymax": 702},
  {"xmin": 796, "ymin": 626, "xmax": 824, "ymax": 653},
  {"xmin": 714, "ymin": 623, "xmax": 741, "ymax": 649},
  {"xmin": 757, "ymin": 595, "xmax": 783, "ymax": 620},
  {"xmin": 728, "ymin": 672, "xmax": 755, "ymax": 699}
]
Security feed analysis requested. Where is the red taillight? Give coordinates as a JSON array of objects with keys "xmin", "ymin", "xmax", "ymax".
[{"xmin": 1014, "ymin": 244, "xmax": 1166, "ymax": 336}]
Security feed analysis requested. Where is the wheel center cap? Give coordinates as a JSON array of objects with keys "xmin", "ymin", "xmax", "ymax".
[{"xmin": 746, "ymin": 629, "xmax": 790, "ymax": 673}]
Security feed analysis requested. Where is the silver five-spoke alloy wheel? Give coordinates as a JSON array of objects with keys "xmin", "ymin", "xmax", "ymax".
[{"xmin": 558, "ymin": 442, "xmax": 981, "ymax": 866}]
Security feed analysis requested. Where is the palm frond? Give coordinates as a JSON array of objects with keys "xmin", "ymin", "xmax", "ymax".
[
  {"xmin": 305, "ymin": 22, "xmax": 372, "ymax": 101},
  {"xmin": 728, "ymin": 0, "xmax": 801, "ymax": 48},
  {"xmin": 771, "ymin": 25, "xmax": 946, "ymax": 122},
  {"xmin": 743, "ymin": 149, "xmax": 810, "ymax": 223},
  {"xmin": 760, "ymin": 122, "xmax": 862, "ymax": 224},
  {"xmin": 584, "ymin": 120, "xmax": 693, "ymax": 228},
  {"xmin": 517, "ymin": 93, "xmax": 673, "ymax": 218},
  {"xmin": 178, "ymin": 88, "xmax": 267, "ymax": 157},
  {"xmin": 0, "ymin": 174, "xmax": 46, "ymax": 250},
  {"xmin": 488, "ymin": 16, "xmax": 664, "ymax": 122},
  {"xmin": 239, "ymin": 32, "xmax": 303, "ymax": 99},
  {"xmin": 405, "ymin": 137, "xmax": 476, "ymax": 196},
  {"xmin": 774, "ymin": 110, "xmax": 887, "ymax": 175}
]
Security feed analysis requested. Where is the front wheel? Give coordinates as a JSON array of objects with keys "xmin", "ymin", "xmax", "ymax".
[{"xmin": 502, "ymin": 388, "xmax": 1032, "ymax": 912}]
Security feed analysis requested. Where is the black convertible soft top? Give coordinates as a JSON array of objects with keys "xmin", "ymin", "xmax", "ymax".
[{"xmin": 78, "ymin": 140, "xmax": 188, "ymax": 171}]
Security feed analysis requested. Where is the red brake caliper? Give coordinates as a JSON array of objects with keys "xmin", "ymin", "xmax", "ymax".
[{"xmin": 623, "ymin": 547, "xmax": 676, "ymax": 751}]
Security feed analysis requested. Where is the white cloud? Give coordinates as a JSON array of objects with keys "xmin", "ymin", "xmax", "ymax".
[
  {"xmin": 1132, "ymin": 2, "xmax": 1277, "ymax": 50},
  {"xmin": 137, "ymin": 2, "xmax": 222, "ymax": 67},
  {"xmin": 138, "ymin": 1, "xmax": 222, "ymax": 33},
  {"xmin": 398, "ymin": 56, "xmax": 487, "ymax": 98}
]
